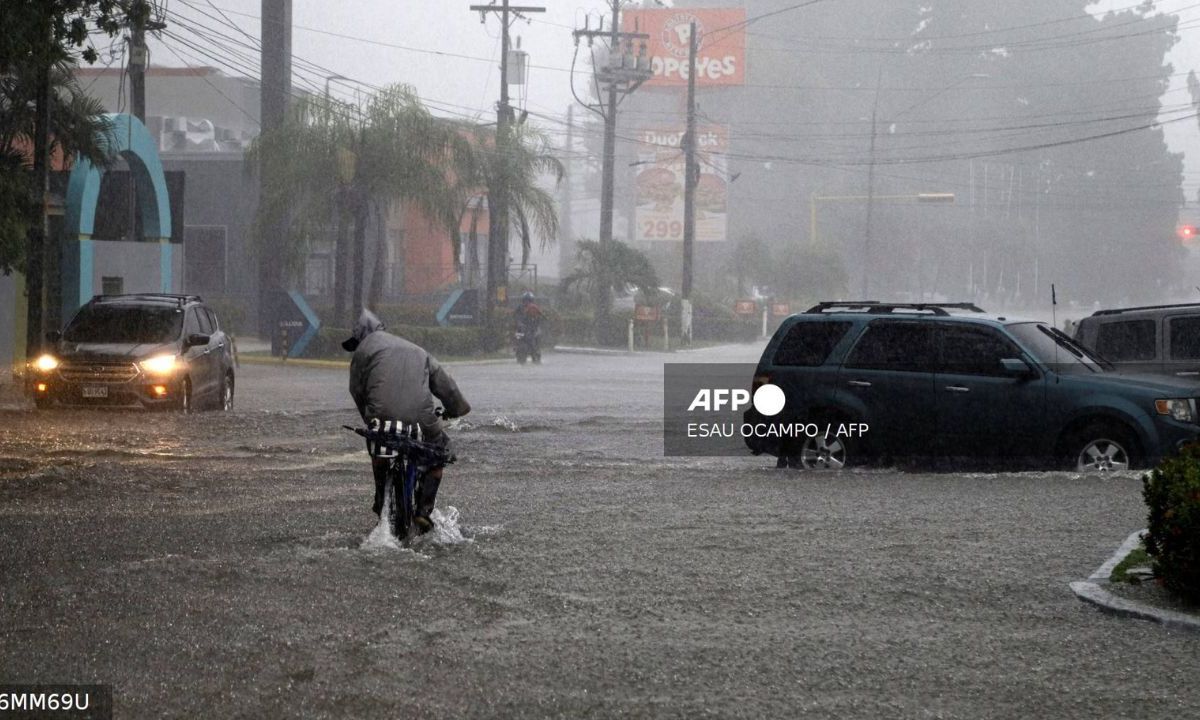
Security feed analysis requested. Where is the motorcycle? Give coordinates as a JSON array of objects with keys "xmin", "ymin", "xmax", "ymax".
[{"xmin": 514, "ymin": 327, "xmax": 541, "ymax": 365}]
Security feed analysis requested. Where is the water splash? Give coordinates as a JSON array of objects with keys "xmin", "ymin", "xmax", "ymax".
[
  {"xmin": 415, "ymin": 506, "xmax": 470, "ymax": 546},
  {"xmin": 361, "ymin": 481, "xmax": 402, "ymax": 551},
  {"xmin": 491, "ymin": 415, "xmax": 521, "ymax": 432}
]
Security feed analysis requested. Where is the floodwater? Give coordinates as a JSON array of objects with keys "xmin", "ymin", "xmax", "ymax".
[{"xmin": 2, "ymin": 345, "xmax": 1198, "ymax": 718}]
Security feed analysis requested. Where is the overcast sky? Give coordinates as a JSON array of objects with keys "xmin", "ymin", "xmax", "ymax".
[
  {"xmin": 142, "ymin": 1, "xmax": 1200, "ymax": 204},
  {"xmin": 148, "ymin": 0, "xmax": 608, "ymax": 128}
]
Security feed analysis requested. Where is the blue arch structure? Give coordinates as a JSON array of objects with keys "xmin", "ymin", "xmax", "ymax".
[{"xmin": 63, "ymin": 113, "xmax": 173, "ymax": 311}]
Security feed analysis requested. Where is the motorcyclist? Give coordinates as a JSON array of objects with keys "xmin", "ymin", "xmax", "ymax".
[
  {"xmin": 513, "ymin": 291, "xmax": 543, "ymax": 362},
  {"xmin": 343, "ymin": 309, "xmax": 471, "ymax": 534}
]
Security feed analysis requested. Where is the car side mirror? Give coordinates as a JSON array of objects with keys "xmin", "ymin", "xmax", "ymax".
[
  {"xmin": 1001, "ymin": 357, "xmax": 1037, "ymax": 379},
  {"xmin": 185, "ymin": 333, "xmax": 211, "ymax": 348},
  {"xmin": 45, "ymin": 330, "xmax": 61, "ymax": 343}
]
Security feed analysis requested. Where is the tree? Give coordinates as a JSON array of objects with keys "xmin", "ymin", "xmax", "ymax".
[
  {"xmin": 561, "ymin": 238, "xmax": 660, "ymax": 303},
  {"xmin": 0, "ymin": 1, "xmax": 122, "ymax": 275},
  {"xmin": 0, "ymin": 64, "xmax": 114, "ymax": 273},
  {"xmin": 891, "ymin": 0, "xmax": 1183, "ymax": 304},
  {"xmin": 248, "ymin": 85, "xmax": 474, "ymax": 327},
  {"xmin": 727, "ymin": 232, "xmax": 772, "ymax": 297},
  {"xmin": 465, "ymin": 122, "xmax": 563, "ymax": 321}
]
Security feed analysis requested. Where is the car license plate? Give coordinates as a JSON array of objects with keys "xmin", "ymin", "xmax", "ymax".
[{"xmin": 82, "ymin": 385, "xmax": 108, "ymax": 398}]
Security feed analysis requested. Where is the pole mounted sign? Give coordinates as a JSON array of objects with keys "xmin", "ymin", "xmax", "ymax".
[
  {"xmin": 634, "ymin": 126, "xmax": 728, "ymax": 243},
  {"xmin": 621, "ymin": 8, "xmax": 746, "ymax": 87}
]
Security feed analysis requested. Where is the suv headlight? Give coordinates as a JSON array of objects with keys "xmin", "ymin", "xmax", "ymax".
[
  {"xmin": 1155, "ymin": 399, "xmax": 1196, "ymax": 423},
  {"xmin": 139, "ymin": 354, "xmax": 178, "ymax": 375},
  {"xmin": 32, "ymin": 354, "xmax": 59, "ymax": 372}
]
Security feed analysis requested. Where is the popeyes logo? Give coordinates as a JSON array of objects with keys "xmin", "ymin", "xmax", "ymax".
[{"xmin": 623, "ymin": 8, "xmax": 745, "ymax": 87}]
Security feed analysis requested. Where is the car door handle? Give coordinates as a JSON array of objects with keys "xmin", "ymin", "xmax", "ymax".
[
  {"xmin": 847, "ymin": 380, "xmax": 872, "ymax": 388},
  {"xmin": 1176, "ymin": 371, "xmax": 1200, "ymax": 377},
  {"xmin": 945, "ymin": 385, "xmax": 970, "ymax": 393}
]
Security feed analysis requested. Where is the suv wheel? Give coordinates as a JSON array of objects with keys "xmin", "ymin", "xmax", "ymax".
[
  {"xmin": 1067, "ymin": 423, "xmax": 1137, "ymax": 472},
  {"xmin": 219, "ymin": 374, "xmax": 234, "ymax": 411},
  {"xmin": 800, "ymin": 435, "xmax": 850, "ymax": 470}
]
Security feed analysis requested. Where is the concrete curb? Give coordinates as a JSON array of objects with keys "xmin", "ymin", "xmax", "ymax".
[
  {"xmin": 552, "ymin": 342, "xmax": 758, "ymax": 357},
  {"xmin": 552, "ymin": 346, "xmax": 633, "ymax": 356},
  {"xmin": 1070, "ymin": 529, "xmax": 1200, "ymax": 632},
  {"xmin": 238, "ymin": 355, "xmax": 514, "ymax": 370}
]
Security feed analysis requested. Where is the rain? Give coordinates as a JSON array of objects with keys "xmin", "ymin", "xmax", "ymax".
[{"xmin": 3, "ymin": 1, "xmax": 1200, "ymax": 718}]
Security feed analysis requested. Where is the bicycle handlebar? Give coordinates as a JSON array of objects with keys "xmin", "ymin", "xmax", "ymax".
[{"xmin": 343, "ymin": 424, "xmax": 455, "ymax": 465}]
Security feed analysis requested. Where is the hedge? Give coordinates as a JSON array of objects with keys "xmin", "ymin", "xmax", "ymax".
[
  {"xmin": 1143, "ymin": 444, "xmax": 1200, "ymax": 603},
  {"xmin": 307, "ymin": 324, "xmax": 484, "ymax": 359}
]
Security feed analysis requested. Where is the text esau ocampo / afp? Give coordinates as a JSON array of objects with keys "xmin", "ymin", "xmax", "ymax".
[
  {"xmin": 688, "ymin": 421, "xmax": 867, "ymax": 439},
  {"xmin": 685, "ymin": 387, "xmax": 868, "ymax": 440}
]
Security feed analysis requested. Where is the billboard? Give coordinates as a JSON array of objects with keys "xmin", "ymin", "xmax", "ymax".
[
  {"xmin": 621, "ymin": 8, "xmax": 746, "ymax": 87},
  {"xmin": 634, "ymin": 126, "xmax": 728, "ymax": 243}
]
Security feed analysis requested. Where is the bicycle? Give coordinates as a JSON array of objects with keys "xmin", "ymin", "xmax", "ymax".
[{"xmin": 345, "ymin": 418, "xmax": 455, "ymax": 541}]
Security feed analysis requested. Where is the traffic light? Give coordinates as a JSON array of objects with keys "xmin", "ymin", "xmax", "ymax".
[{"xmin": 1180, "ymin": 225, "xmax": 1197, "ymax": 245}]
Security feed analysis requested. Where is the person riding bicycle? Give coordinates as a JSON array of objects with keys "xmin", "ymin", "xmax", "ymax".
[
  {"xmin": 343, "ymin": 309, "xmax": 471, "ymax": 534},
  {"xmin": 514, "ymin": 291, "xmax": 543, "ymax": 347}
]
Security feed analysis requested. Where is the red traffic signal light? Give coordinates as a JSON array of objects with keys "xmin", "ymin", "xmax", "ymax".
[{"xmin": 1179, "ymin": 225, "xmax": 1197, "ymax": 244}]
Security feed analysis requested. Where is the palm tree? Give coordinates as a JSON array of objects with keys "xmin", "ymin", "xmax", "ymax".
[
  {"xmin": 0, "ymin": 62, "xmax": 114, "ymax": 274},
  {"xmin": 561, "ymin": 239, "xmax": 660, "ymax": 304},
  {"xmin": 248, "ymin": 85, "xmax": 473, "ymax": 327},
  {"xmin": 461, "ymin": 122, "xmax": 563, "ymax": 322}
]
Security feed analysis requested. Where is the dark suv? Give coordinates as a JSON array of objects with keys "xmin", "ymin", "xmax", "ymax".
[
  {"xmin": 744, "ymin": 301, "xmax": 1200, "ymax": 471},
  {"xmin": 1073, "ymin": 303, "xmax": 1200, "ymax": 380},
  {"xmin": 29, "ymin": 294, "xmax": 235, "ymax": 412}
]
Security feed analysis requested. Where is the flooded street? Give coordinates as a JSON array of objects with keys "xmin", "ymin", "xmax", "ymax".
[{"xmin": 2, "ymin": 344, "xmax": 1198, "ymax": 718}]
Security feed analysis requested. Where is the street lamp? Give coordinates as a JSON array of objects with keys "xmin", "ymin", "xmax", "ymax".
[{"xmin": 324, "ymin": 74, "xmax": 350, "ymax": 101}]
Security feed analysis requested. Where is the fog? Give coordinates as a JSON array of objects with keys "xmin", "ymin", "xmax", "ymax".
[{"xmin": 128, "ymin": 0, "xmax": 1200, "ymax": 316}]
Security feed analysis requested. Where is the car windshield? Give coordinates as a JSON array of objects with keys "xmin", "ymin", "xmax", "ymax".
[
  {"xmin": 63, "ymin": 305, "xmax": 184, "ymax": 344},
  {"xmin": 1006, "ymin": 322, "xmax": 1111, "ymax": 374}
]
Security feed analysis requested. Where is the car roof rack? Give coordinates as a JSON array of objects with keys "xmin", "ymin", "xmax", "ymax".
[
  {"xmin": 90, "ymin": 293, "xmax": 204, "ymax": 306},
  {"xmin": 1091, "ymin": 302, "xmax": 1200, "ymax": 316},
  {"xmin": 805, "ymin": 300, "xmax": 985, "ymax": 316}
]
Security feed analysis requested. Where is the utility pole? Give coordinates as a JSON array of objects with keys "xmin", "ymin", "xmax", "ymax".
[
  {"xmin": 559, "ymin": 103, "xmax": 575, "ymax": 276},
  {"xmin": 259, "ymin": 0, "xmax": 292, "ymax": 334},
  {"xmin": 471, "ymin": 1, "xmax": 545, "ymax": 322},
  {"xmin": 127, "ymin": 0, "xmax": 158, "ymax": 122},
  {"xmin": 862, "ymin": 67, "xmax": 882, "ymax": 299},
  {"xmin": 573, "ymin": 1, "xmax": 650, "ymax": 331},
  {"xmin": 25, "ymin": 18, "xmax": 52, "ymax": 361},
  {"xmin": 680, "ymin": 21, "xmax": 698, "ymax": 346}
]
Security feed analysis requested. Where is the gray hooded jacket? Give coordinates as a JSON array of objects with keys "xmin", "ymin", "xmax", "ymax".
[{"xmin": 347, "ymin": 310, "xmax": 471, "ymax": 432}]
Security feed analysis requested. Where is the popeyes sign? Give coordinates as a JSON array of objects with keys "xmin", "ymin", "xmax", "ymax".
[{"xmin": 622, "ymin": 8, "xmax": 746, "ymax": 87}]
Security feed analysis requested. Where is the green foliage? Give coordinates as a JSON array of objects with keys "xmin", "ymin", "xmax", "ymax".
[
  {"xmin": 561, "ymin": 239, "xmax": 661, "ymax": 305},
  {"xmin": 246, "ymin": 85, "xmax": 473, "ymax": 324},
  {"xmin": 0, "ymin": 2, "xmax": 124, "ymax": 71},
  {"xmin": 1143, "ymin": 444, "xmax": 1200, "ymax": 603},
  {"xmin": 1, "ymin": 59, "xmax": 116, "ymax": 274},
  {"xmin": 0, "ymin": 156, "xmax": 30, "ymax": 275},
  {"xmin": 460, "ymin": 122, "xmax": 563, "ymax": 316}
]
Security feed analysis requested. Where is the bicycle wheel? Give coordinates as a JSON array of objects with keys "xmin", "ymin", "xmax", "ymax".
[
  {"xmin": 398, "ymin": 456, "xmax": 420, "ymax": 539},
  {"xmin": 383, "ymin": 460, "xmax": 400, "ymax": 539}
]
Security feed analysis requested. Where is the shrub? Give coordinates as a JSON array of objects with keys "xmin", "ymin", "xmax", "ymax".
[
  {"xmin": 305, "ymin": 324, "xmax": 484, "ymax": 359},
  {"xmin": 1142, "ymin": 444, "xmax": 1200, "ymax": 603}
]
